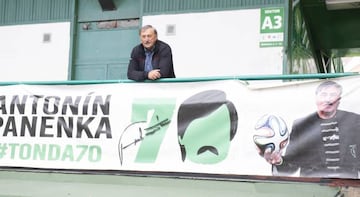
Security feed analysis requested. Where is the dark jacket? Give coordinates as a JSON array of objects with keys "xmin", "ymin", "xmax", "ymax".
[
  {"xmin": 127, "ymin": 40, "xmax": 175, "ymax": 81},
  {"xmin": 273, "ymin": 110, "xmax": 360, "ymax": 179}
]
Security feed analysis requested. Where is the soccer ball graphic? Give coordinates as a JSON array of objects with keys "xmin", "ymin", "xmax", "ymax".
[{"xmin": 253, "ymin": 114, "xmax": 289, "ymax": 156}]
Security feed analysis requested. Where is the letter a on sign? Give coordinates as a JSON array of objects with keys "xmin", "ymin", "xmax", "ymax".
[{"xmin": 259, "ymin": 7, "xmax": 284, "ymax": 47}]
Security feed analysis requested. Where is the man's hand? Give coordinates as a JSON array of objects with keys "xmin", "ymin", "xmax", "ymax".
[
  {"xmin": 263, "ymin": 148, "xmax": 283, "ymax": 165},
  {"xmin": 148, "ymin": 69, "xmax": 161, "ymax": 80}
]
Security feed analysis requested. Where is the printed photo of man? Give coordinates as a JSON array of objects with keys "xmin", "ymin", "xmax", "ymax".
[{"xmin": 263, "ymin": 80, "xmax": 360, "ymax": 179}]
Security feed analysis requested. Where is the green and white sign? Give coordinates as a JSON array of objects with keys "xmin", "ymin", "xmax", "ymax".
[
  {"xmin": 1, "ymin": 75, "xmax": 360, "ymax": 180},
  {"xmin": 260, "ymin": 7, "xmax": 284, "ymax": 47}
]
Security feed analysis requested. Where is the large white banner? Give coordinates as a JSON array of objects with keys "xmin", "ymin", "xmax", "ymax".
[{"xmin": 1, "ymin": 76, "xmax": 360, "ymax": 179}]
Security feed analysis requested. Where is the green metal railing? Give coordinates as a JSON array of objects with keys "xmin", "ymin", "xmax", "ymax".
[{"xmin": 0, "ymin": 73, "xmax": 358, "ymax": 85}]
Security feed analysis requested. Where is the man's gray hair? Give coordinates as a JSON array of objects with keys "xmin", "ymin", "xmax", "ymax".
[
  {"xmin": 315, "ymin": 80, "xmax": 343, "ymax": 95},
  {"xmin": 139, "ymin": 25, "xmax": 158, "ymax": 35}
]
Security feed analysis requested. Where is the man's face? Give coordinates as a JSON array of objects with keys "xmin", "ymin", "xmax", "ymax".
[
  {"xmin": 315, "ymin": 86, "xmax": 341, "ymax": 118},
  {"xmin": 140, "ymin": 28, "xmax": 157, "ymax": 50},
  {"xmin": 178, "ymin": 104, "xmax": 232, "ymax": 164}
]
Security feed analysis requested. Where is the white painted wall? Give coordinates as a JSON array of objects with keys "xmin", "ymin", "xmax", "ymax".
[
  {"xmin": 0, "ymin": 22, "xmax": 70, "ymax": 82},
  {"xmin": 143, "ymin": 9, "xmax": 284, "ymax": 78},
  {"xmin": 0, "ymin": 9, "xmax": 284, "ymax": 81}
]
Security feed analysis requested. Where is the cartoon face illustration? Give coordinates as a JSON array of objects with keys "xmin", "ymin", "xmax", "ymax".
[{"xmin": 177, "ymin": 90, "xmax": 238, "ymax": 164}]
